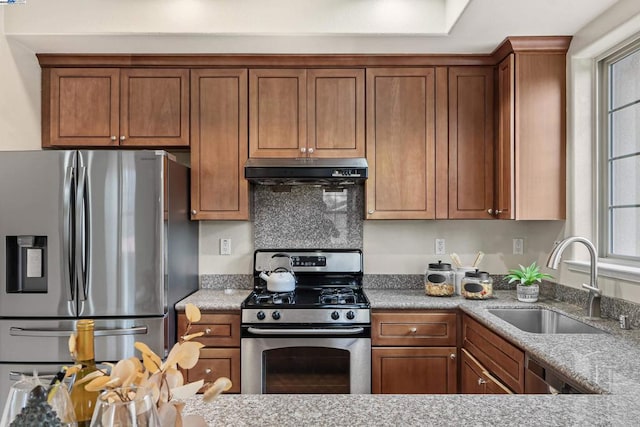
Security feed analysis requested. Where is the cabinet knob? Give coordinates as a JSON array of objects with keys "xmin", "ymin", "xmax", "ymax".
[
  {"xmin": 110, "ymin": 136, "xmax": 117, "ymax": 141},
  {"xmin": 478, "ymin": 378, "xmax": 487, "ymax": 385},
  {"xmin": 409, "ymin": 327, "xmax": 417, "ymax": 334},
  {"xmin": 205, "ymin": 368, "xmax": 212, "ymax": 375},
  {"xmin": 487, "ymin": 209, "xmax": 494, "ymax": 215},
  {"xmin": 368, "ymin": 210, "xmax": 374, "ymax": 215},
  {"xmin": 300, "ymin": 147, "xmax": 307, "ymax": 153},
  {"xmin": 495, "ymin": 210, "xmax": 503, "ymax": 214},
  {"xmin": 205, "ymin": 328, "xmax": 212, "ymax": 335},
  {"xmin": 450, "ymin": 353, "xmax": 456, "ymax": 360},
  {"xmin": 120, "ymin": 135, "xmax": 126, "ymax": 141},
  {"xmin": 191, "ymin": 210, "xmax": 197, "ymax": 215},
  {"xmin": 308, "ymin": 148, "xmax": 314, "ymax": 154}
]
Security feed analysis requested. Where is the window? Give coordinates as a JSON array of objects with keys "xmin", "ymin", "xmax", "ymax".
[{"xmin": 601, "ymin": 43, "xmax": 640, "ymax": 261}]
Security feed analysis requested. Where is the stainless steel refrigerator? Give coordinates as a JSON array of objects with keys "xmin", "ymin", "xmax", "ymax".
[{"xmin": 0, "ymin": 150, "xmax": 198, "ymax": 406}]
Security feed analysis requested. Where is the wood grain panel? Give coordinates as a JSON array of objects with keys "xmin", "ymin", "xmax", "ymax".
[
  {"xmin": 49, "ymin": 68, "xmax": 119, "ymax": 146},
  {"xmin": 514, "ymin": 53, "xmax": 567, "ymax": 220},
  {"xmin": 372, "ymin": 347, "xmax": 457, "ymax": 394},
  {"xmin": 372, "ymin": 311, "xmax": 457, "ymax": 346},
  {"xmin": 178, "ymin": 312, "xmax": 241, "ymax": 347},
  {"xmin": 249, "ymin": 69, "xmax": 306, "ymax": 157},
  {"xmin": 496, "ymin": 55, "xmax": 515, "ymax": 219},
  {"xmin": 190, "ymin": 69, "xmax": 249, "ymax": 220},
  {"xmin": 187, "ymin": 348, "xmax": 241, "ymax": 393},
  {"xmin": 460, "ymin": 348, "xmax": 486, "ymax": 394},
  {"xmin": 307, "ymin": 69, "xmax": 365, "ymax": 157},
  {"xmin": 120, "ymin": 68, "xmax": 189, "ymax": 146},
  {"xmin": 435, "ymin": 67, "xmax": 449, "ymax": 219},
  {"xmin": 462, "ymin": 314, "xmax": 525, "ymax": 394},
  {"xmin": 448, "ymin": 67, "xmax": 494, "ymax": 219},
  {"xmin": 366, "ymin": 68, "xmax": 436, "ymax": 219}
]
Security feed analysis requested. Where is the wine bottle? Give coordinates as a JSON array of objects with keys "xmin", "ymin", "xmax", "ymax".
[{"xmin": 69, "ymin": 319, "xmax": 99, "ymax": 427}]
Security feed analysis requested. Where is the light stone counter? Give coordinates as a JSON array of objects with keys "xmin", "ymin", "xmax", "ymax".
[{"xmin": 177, "ymin": 288, "xmax": 640, "ymax": 426}]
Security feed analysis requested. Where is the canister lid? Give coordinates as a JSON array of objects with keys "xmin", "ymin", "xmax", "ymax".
[{"xmin": 428, "ymin": 260, "xmax": 452, "ymax": 271}]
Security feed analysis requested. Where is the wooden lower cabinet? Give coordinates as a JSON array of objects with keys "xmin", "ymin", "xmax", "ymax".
[
  {"xmin": 372, "ymin": 310, "xmax": 458, "ymax": 394},
  {"xmin": 461, "ymin": 349, "xmax": 511, "ymax": 394},
  {"xmin": 177, "ymin": 311, "xmax": 241, "ymax": 393},
  {"xmin": 372, "ymin": 347, "xmax": 457, "ymax": 394}
]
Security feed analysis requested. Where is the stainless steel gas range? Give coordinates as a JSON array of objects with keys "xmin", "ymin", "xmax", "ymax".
[{"xmin": 241, "ymin": 249, "xmax": 371, "ymax": 394}]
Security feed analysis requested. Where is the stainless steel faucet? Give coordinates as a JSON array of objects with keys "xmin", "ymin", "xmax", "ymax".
[{"xmin": 546, "ymin": 236, "xmax": 601, "ymax": 318}]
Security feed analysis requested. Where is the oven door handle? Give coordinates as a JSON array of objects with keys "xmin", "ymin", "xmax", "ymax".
[{"xmin": 246, "ymin": 327, "xmax": 365, "ymax": 336}]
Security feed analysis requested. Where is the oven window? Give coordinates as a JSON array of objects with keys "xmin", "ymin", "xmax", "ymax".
[{"xmin": 263, "ymin": 347, "xmax": 350, "ymax": 393}]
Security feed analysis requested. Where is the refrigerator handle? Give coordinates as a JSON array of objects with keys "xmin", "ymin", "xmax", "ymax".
[
  {"xmin": 9, "ymin": 326, "xmax": 149, "ymax": 337},
  {"xmin": 75, "ymin": 166, "xmax": 88, "ymax": 301},
  {"xmin": 63, "ymin": 166, "xmax": 74, "ymax": 301},
  {"xmin": 10, "ymin": 371, "xmax": 60, "ymax": 382}
]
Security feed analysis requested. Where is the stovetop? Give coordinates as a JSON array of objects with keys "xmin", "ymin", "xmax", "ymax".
[{"xmin": 243, "ymin": 249, "xmax": 370, "ymax": 325}]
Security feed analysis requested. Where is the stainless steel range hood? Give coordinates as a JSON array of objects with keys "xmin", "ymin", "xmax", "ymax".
[{"xmin": 245, "ymin": 158, "xmax": 368, "ymax": 185}]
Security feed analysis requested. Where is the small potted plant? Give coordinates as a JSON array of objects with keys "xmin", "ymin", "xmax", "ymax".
[{"xmin": 506, "ymin": 262, "xmax": 553, "ymax": 302}]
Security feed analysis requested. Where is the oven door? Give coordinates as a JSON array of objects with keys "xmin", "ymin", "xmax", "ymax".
[{"xmin": 241, "ymin": 328, "xmax": 370, "ymax": 394}]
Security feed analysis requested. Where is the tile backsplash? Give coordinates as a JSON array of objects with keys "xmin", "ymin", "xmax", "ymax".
[{"xmin": 254, "ymin": 185, "xmax": 364, "ymax": 249}]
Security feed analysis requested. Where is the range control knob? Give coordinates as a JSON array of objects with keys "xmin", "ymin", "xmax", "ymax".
[
  {"xmin": 256, "ymin": 311, "xmax": 266, "ymax": 321},
  {"xmin": 272, "ymin": 311, "xmax": 281, "ymax": 320},
  {"xmin": 331, "ymin": 311, "xmax": 340, "ymax": 320},
  {"xmin": 346, "ymin": 311, "xmax": 356, "ymax": 320}
]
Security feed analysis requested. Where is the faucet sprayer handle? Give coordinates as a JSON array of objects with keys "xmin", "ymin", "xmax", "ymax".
[{"xmin": 582, "ymin": 283, "xmax": 601, "ymax": 297}]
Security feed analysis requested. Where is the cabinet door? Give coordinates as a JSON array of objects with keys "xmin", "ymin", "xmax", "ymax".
[
  {"xmin": 190, "ymin": 69, "xmax": 249, "ymax": 220},
  {"xmin": 372, "ymin": 347, "xmax": 457, "ymax": 394},
  {"xmin": 460, "ymin": 348, "xmax": 486, "ymax": 394},
  {"xmin": 448, "ymin": 67, "xmax": 494, "ymax": 219},
  {"xmin": 366, "ymin": 68, "xmax": 436, "ymax": 219},
  {"xmin": 120, "ymin": 69, "xmax": 190, "ymax": 147},
  {"xmin": 187, "ymin": 348, "xmax": 241, "ymax": 394},
  {"xmin": 249, "ymin": 69, "xmax": 307, "ymax": 158},
  {"xmin": 495, "ymin": 55, "xmax": 515, "ymax": 219},
  {"xmin": 45, "ymin": 68, "xmax": 120, "ymax": 147},
  {"xmin": 307, "ymin": 69, "xmax": 365, "ymax": 158}
]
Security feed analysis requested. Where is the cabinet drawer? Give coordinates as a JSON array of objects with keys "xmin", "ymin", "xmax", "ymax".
[
  {"xmin": 178, "ymin": 313, "xmax": 240, "ymax": 347},
  {"xmin": 186, "ymin": 348, "xmax": 240, "ymax": 394},
  {"xmin": 372, "ymin": 311, "xmax": 457, "ymax": 346},
  {"xmin": 462, "ymin": 314, "xmax": 524, "ymax": 393}
]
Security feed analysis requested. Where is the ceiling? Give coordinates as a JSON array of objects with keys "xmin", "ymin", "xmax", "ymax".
[{"xmin": 2, "ymin": 0, "xmax": 621, "ymax": 53}]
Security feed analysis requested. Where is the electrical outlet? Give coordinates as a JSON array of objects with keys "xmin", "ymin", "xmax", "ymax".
[
  {"xmin": 513, "ymin": 238, "xmax": 524, "ymax": 255},
  {"xmin": 435, "ymin": 239, "xmax": 446, "ymax": 255},
  {"xmin": 220, "ymin": 238, "xmax": 231, "ymax": 255}
]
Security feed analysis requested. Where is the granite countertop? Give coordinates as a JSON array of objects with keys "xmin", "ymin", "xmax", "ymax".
[{"xmin": 177, "ymin": 288, "xmax": 640, "ymax": 425}]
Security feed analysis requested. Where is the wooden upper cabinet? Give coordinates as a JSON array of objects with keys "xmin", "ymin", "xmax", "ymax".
[
  {"xmin": 120, "ymin": 69, "xmax": 189, "ymax": 147},
  {"xmin": 366, "ymin": 68, "xmax": 437, "ymax": 219},
  {"xmin": 495, "ymin": 52, "xmax": 567, "ymax": 220},
  {"xmin": 249, "ymin": 69, "xmax": 307, "ymax": 158},
  {"xmin": 249, "ymin": 68, "xmax": 364, "ymax": 158},
  {"xmin": 448, "ymin": 67, "xmax": 495, "ymax": 219},
  {"xmin": 191, "ymin": 69, "xmax": 249, "ymax": 220},
  {"xmin": 43, "ymin": 68, "xmax": 189, "ymax": 148},
  {"xmin": 44, "ymin": 68, "xmax": 120, "ymax": 147},
  {"xmin": 307, "ymin": 69, "xmax": 365, "ymax": 158}
]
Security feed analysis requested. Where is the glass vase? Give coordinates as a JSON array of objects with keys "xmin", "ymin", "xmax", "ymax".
[{"xmin": 90, "ymin": 386, "xmax": 159, "ymax": 427}]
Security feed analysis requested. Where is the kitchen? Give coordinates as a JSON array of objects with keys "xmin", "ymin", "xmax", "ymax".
[{"xmin": 2, "ymin": 0, "xmax": 640, "ymax": 425}]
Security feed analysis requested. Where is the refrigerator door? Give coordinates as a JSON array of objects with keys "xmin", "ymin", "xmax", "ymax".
[
  {"xmin": 77, "ymin": 151, "xmax": 165, "ymax": 318},
  {"xmin": 0, "ymin": 362, "xmax": 65, "ymax": 411},
  {"xmin": 0, "ymin": 151, "xmax": 77, "ymax": 318}
]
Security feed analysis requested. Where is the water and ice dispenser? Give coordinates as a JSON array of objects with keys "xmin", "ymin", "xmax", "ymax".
[{"xmin": 5, "ymin": 235, "xmax": 48, "ymax": 293}]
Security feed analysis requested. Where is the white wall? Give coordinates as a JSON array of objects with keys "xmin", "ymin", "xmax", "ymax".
[{"xmin": 0, "ymin": 8, "xmax": 40, "ymax": 150}]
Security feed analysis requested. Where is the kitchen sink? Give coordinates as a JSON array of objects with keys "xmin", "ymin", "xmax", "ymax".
[{"xmin": 488, "ymin": 308, "xmax": 607, "ymax": 334}]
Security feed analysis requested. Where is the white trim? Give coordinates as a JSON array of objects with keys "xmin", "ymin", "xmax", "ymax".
[{"xmin": 565, "ymin": 260, "xmax": 640, "ymax": 284}]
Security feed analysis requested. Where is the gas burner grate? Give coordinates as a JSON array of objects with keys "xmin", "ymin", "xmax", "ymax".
[
  {"xmin": 254, "ymin": 291, "xmax": 295, "ymax": 305},
  {"xmin": 319, "ymin": 287, "xmax": 357, "ymax": 305}
]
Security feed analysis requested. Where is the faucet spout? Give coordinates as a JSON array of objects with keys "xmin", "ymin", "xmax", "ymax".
[{"xmin": 546, "ymin": 236, "xmax": 601, "ymax": 318}]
